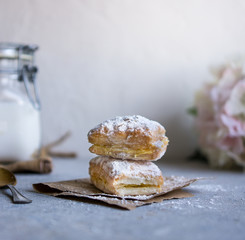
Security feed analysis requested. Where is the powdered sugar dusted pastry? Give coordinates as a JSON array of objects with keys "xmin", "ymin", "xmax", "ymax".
[
  {"xmin": 88, "ymin": 115, "xmax": 169, "ymax": 161},
  {"xmin": 89, "ymin": 156, "xmax": 164, "ymax": 196}
]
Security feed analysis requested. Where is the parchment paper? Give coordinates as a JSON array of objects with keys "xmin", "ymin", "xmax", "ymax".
[{"xmin": 33, "ymin": 176, "xmax": 200, "ymax": 210}]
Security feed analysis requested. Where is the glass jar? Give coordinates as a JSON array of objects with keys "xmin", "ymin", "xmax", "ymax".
[{"xmin": 0, "ymin": 43, "xmax": 41, "ymax": 161}]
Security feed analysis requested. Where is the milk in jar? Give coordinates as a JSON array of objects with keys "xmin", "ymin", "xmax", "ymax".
[{"xmin": 0, "ymin": 43, "xmax": 41, "ymax": 161}]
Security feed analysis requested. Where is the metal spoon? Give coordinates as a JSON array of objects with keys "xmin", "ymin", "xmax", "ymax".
[{"xmin": 0, "ymin": 167, "xmax": 32, "ymax": 204}]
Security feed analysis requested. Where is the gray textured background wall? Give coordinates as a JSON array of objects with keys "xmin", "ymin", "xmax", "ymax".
[{"xmin": 1, "ymin": 0, "xmax": 245, "ymax": 161}]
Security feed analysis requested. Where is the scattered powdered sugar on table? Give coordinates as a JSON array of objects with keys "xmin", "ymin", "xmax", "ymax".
[
  {"xmin": 158, "ymin": 196, "xmax": 224, "ymax": 210},
  {"xmin": 188, "ymin": 184, "xmax": 226, "ymax": 192},
  {"xmin": 155, "ymin": 183, "xmax": 227, "ymax": 210},
  {"xmin": 91, "ymin": 156, "xmax": 162, "ymax": 178}
]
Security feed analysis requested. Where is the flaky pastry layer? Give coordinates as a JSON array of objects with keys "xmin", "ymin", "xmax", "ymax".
[
  {"xmin": 89, "ymin": 156, "xmax": 164, "ymax": 196},
  {"xmin": 88, "ymin": 115, "xmax": 169, "ymax": 161}
]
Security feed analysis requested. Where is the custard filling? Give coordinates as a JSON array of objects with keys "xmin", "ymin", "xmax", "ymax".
[{"xmin": 91, "ymin": 145, "xmax": 155, "ymax": 157}]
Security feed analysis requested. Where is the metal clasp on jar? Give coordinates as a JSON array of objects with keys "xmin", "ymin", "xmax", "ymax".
[
  {"xmin": 20, "ymin": 65, "xmax": 41, "ymax": 110},
  {"xmin": 16, "ymin": 44, "xmax": 41, "ymax": 110}
]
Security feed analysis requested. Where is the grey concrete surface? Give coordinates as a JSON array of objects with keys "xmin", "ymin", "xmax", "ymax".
[{"xmin": 0, "ymin": 159, "xmax": 244, "ymax": 240}]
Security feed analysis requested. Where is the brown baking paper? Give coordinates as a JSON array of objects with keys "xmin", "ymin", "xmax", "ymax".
[{"xmin": 33, "ymin": 176, "xmax": 200, "ymax": 210}]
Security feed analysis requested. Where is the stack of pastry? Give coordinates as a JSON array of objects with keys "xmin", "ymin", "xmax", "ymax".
[{"xmin": 88, "ymin": 115, "xmax": 169, "ymax": 196}]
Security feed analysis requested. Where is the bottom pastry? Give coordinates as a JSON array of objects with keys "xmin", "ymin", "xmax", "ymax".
[{"xmin": 89, "ymin": 156, "xmax": 163, "ymax": 196}]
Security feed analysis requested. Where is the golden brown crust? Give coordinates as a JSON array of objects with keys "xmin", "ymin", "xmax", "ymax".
[
  {"xmin": 88, "ymin": 115, "xmax": 169, "ymax": 161},
  {"xmin": 89, "ymin": 156, "xmax": 164, "ymax": 196}
]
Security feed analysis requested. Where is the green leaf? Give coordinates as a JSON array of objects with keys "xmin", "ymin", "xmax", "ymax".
[{"xmin": 187, "ymin": 107, "xmax": 198, "ymax": 116}]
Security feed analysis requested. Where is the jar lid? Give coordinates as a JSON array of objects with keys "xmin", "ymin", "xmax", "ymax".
[{"xmin": 0, "ymin": 42, "xmax": 38, "ymax": 60}]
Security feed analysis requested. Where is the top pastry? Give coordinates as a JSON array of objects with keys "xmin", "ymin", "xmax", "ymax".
[{"xmin": 88, "ymin": 115, "xmax": 169, "ymax": 161}]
